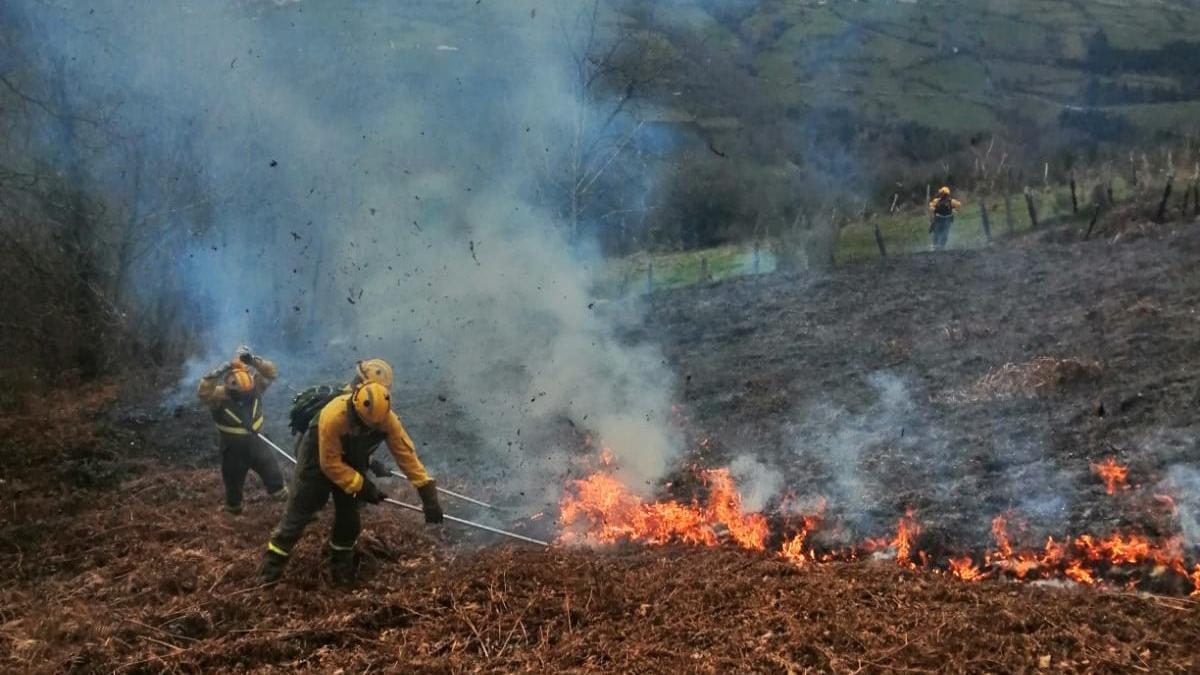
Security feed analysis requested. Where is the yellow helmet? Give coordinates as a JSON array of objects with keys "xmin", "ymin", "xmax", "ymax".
[
  {"xmin": 224, "ymin": 363, "xmax": 254, "ymax": 394},
  {"xmin": 938, "ymin": 186, "xmax": 952, "ymax": 197},
  {"xmin": 355, "ymin": 358, "xmax": 394, "ymax": 388},
  {"xmin": 351, "ymin": 382, "xmax": 391, "ymax": 429}
]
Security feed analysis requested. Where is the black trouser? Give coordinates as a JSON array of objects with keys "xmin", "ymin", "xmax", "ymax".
[
  {"xmin": 220, "ymin": 434, "xmax": 286, "ymax": 508},
  {"xmin": 931, "ymin": 214, "xmax": 953, "ymax": 249},
  {"xmin": 270, "ymin": 472, "xmax": 362, "ymax": 552}
]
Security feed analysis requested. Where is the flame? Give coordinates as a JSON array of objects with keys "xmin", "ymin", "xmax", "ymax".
[
  {"xmin": 949, "ymin": 556, "xmax": 982, "ymax": 581},
  {"xmin": 780, "ymin": 531, "xmax": 810, "ymax": 566},
  {"xmin": 1065, "ymin": 560, "xmax": 1096, "ymax": 585},
  {"xmin": 1091, "ymin": 457, "xmax": 1129, "ymax": 495},
  {"xmin": 558, "ymin": 467, "xmax": 766, "ymax": 550},
  {"xmin": 991, "ymin": 515, "xmax": 1013, "ymax": 557},
  {"xmin": 705, "ymin": 468, "xmax": 769, "ymax": 550},
  {"xmin": 892, "ymin": 509, "xmax": 921, "ymax": 567},
  {"xmin": 559, "ymin": 450, "xmax": 1197, "ymax": 594}
]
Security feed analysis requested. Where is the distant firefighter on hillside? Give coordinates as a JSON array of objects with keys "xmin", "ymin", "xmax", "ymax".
[{"xmin": 929, "ymin": 186, "xmax": 963, "ymax": 251}]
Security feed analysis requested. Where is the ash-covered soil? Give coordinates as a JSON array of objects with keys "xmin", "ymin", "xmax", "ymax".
[{"xmin": 3, "ymin": 221, "xmax": 1200, "ymax": 672}]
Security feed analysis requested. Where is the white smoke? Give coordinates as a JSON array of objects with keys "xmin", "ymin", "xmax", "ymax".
[
  {"xmin": 730, "ymin": 454, "xmax": 782, "ymax": 513},
  {"xmin": 14, "ymin": 0, "xmax": 681, "ymax": 503},
  {"xmin": 1163, "ymin": 465, "xmax": 1200, "ymax": 548}
]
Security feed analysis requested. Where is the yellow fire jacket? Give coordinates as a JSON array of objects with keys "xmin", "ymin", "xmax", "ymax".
[
  {"xmin": 315, "ymin": 393, "xmax": 432, "ymax": 495},
  {"xmin": 929, "ymin": 197, "xmax": 963, "ymax": 214},
  {"xmin": 197, "ymin": 358, "xmax": 278, "ymax": 436}
]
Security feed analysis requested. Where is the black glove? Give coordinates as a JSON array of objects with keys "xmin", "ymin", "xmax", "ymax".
[
  {"xmin": 417, "ymin": 481, "xmax": 443, "ymax": 524},
  {"xmin": 369, "ymin": 459, "xmax": 391, "ymax": 478},
  {"xmin": 356, "ymin": 478, "xmax": 385, "ymax": 504},
  {"xmin": 239, "ymin": 352, "xmax": 256, "ymax": 366}
]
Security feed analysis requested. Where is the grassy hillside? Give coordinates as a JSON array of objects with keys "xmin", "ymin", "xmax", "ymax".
[{"xmin": 721, "ymin": 0, "xmax": 1200, "ymax": 139}]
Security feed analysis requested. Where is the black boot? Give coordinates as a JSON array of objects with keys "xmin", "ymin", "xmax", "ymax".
[
  {"xmin": 329, "ymin": 548, "xmax": 357, "ymax": 586},
  {"xmin": 260, "ymin": 548, "xmax": 289, "ymax": 583}
]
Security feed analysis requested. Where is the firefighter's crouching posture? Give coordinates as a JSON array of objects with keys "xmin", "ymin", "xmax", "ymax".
[
  {"xmin": 261, "ymin": 382, "xmax": 443, "ymax": 584},
  {"xmin": 197, "ymin": 350, "xmax": 287, "ymax": 514}
]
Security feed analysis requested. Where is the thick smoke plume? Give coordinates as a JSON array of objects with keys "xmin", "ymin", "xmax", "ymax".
[{"xmin": 15, "ymin": 0, "xmax": 679, "ymax": 504}]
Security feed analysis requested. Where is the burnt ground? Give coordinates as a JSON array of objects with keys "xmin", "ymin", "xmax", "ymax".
[
  {"xmin": 2, "ymin": 218, "xmax": 1200, "ymax": 672},
  {"xmin": 650, "ymin": 221, "xmax": 1200, "ymax": 549}
]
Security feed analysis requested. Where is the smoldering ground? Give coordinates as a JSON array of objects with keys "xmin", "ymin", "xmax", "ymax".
[{"xmin": 11, "ymin": 0, "xmax": 678, "ymax": 509}]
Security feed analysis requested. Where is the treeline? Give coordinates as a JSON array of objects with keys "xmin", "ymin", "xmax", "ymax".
[{"xmin": 0, "ymin": 8, "xmax": 209, "ymax": 399}]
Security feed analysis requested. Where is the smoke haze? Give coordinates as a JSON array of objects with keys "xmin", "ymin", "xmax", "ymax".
[{"xmin": 12, "ymin": 0, "xmax": 679, "ymax": 504}]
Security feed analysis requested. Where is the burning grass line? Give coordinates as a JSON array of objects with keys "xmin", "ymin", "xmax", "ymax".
[{"xmin": 561, "ymin": 456, "xmax": 1200, "ymax": 595}]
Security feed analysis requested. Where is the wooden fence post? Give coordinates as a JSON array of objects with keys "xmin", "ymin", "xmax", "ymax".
[
  {"xmin": 753, "ymin": 241, "xmax": 761, "ymax": 274},
  {"xmin": 1070, "ymin": 171, "xmax": 1078, "ymax": 215},
  {"xmin": 1085, "ymin": 204, "xmax": 1102, "ymax": 240},
  {"xmin": 1003, "ymin": 191, "xmax": 1015, "ymax": 235},
  {"xmin": 1024, "ymin": 187, "xmax": 1039, "ymax": 229},
  {"xmin": 698, "ymin": 256, "xmax": 711, "ymax": 282},
  {"xmin": 1156, "ymin": 172, "xmax": 1175, "ymax": 223},
  {"xmin": 980, "ymin": 198, "xmax": 992, "ymax": 243},
  {"xmin": 1190, "ymin": 163, "xmax": 1200, "ymax": 218},
  {"xmin": 874, "ymin": 194, "xmax": 898, "ymax": 259},
  {"xmin": 873, "ymin": 220, "xmax": 888, "ymax": 258}
]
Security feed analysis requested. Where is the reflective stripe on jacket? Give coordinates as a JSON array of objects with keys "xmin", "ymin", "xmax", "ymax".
[{"xmin": 212, "ymin": 396, "xmax": 264, "ymax": 435}]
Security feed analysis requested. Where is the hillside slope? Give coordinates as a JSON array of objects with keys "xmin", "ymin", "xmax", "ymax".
[
  {"xmin": 4, "ymin": 219, "xmax": 1200, "ymax": 672},
  {"xmin": 674, "ymin": 0, "xmax": 1200, "ymax": 138}
]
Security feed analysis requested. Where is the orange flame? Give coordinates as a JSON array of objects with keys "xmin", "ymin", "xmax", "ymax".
[
  {"xmin": 559, "ymin": 450, "xmax": 1197, "ymax": 594},
  {"xmin": 780, "ymin": 531, "xmax": 810, "ymax": 566},
  {"xmin": 558, "ymin": 467, "xmax": 766, "ymax": 550},
  {"xmin": 1091, "ymin": 457, "xmax": 1129, "ymax": 495},
  {"xmin": 1065, "ymin": 560, "xmax": 1096, "ymax": 585},
  {"xmin": 892, "ymin": 509, "xmax": 921, "ymax": 567},
  {"xmin": 949, "ymin": 556, "xmax": 982, "ymax": 581},
  {"xmin": 991, "ymin": 515, "xmax": 1013, "ymax": 558}
]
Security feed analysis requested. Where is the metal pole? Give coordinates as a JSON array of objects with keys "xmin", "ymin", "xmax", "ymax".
[
  {"xmin": 256, "ymin": 433, "xmax": 498, "ymax": 510},
  {"xmin": 258, "ymin": 433, "xmax": 297, "ymax": 463},
  {"xmin": 387, "ymin": 469, "xmax": 499, "ymax": 511},
  {"xmin": 382, "ymin": 497, "xmax": 549, "ymax": 547},
  {"xmin": 256, "ymin": 433, "xmax": 548, "ymax": 547}
]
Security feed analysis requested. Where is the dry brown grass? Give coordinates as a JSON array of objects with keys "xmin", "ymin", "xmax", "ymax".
[{"xmin": 947, "ymin": 357, "xmax": 1102, "ymax": 403}]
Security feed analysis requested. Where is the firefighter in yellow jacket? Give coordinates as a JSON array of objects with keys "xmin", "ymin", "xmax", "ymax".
[
  {"xmin": 197, "ymin": 349, "xmax": 287, "ymax": 514},
  {"xmin": 928, "ymin": 186, "xmax": 963, "ymax": 251},
  {"xmin": 261, "ymin": 382, "xmax": 443, "ymax": 584}
]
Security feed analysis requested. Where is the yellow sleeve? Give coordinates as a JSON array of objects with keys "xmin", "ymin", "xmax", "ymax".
[
  {"xmin": 196, "ymin": 369, "xmax": 226, "ymax": 408},
  {"xmin": 254, "ymin": 357, "xmax": 278, "ymax": 393},
  {"xmin": 317, "ymin": 400, "xmax": 364, "ymax": 495},
  {"xmin": 384, "ymin": 412, "xmax": 432, "ymax": 487}
]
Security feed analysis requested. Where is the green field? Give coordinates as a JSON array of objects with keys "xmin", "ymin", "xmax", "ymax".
[
  {"xmin": 598, "ymin": 172, "xmax": 1162, "ymax": 296},
  {"xmin": 710, "ymin": 0, "xmax": 1200, "ymax": 138}
]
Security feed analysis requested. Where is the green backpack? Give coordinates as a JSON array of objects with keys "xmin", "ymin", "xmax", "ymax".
[{"xmin": 288, "ymin": 384, "xmax": 341, "ymax": 435}]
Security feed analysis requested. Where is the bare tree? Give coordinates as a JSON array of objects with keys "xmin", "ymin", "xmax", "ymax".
[{"xmin": 546, "ymin": 0, "xmax": 674, "ymax": 245}]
